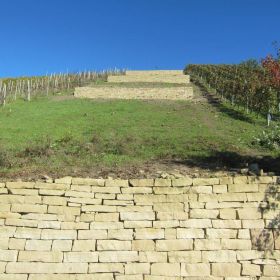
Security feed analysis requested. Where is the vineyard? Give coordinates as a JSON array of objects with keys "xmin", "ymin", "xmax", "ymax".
[
  {"xmin": 184, "ymin": 58, "xmax": 280, "ymax": 119},
  {"xmin": 0, "ymin": 69, "xmax": 125, "ymax": 105}
]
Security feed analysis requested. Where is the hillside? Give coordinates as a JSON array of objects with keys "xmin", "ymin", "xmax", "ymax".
[{"xmin": 0, "ymin": 70, "xmax": 278, "ymax": 179}]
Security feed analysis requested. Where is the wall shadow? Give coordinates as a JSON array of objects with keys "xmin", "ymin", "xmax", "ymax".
[
  {"xmin": 172, "ymin": 150, "xmax": 280, "ymax": 175},
  {"xmin": 172, "ymin": 149, "xmax": 280, "ymax": 253},
  {"xmin": 256, "ymin": 183, "xmax": 280, "ymax": 253}
]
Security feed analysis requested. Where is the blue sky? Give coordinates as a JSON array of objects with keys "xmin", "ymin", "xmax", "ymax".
[{"xmin": 0, "ymin": 0, "xmax": 279, "ymax": 77}]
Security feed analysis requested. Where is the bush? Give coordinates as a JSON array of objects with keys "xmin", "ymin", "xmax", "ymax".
[{"xmin": 253, "ymin": 125, "xmax": 280, "ymax": 150}]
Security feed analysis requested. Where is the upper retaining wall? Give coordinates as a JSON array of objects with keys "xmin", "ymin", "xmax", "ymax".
[
  {"xmin": 0, "ymin": 176, "xmax": 279, "ymax": 279},
  {"xmin": 74, "ymin": 86, "xmax": 193, "ymax": 100}
]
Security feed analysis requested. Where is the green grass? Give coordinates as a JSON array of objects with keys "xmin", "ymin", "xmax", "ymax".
[{"xmin": 0, "ymin": 87, "xmax": 277, "ymax": 178}]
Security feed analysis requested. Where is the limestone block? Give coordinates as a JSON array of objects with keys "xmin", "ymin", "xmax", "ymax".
[
  {"xmin": 132, "ymin": 240, "xmax": 155, "ymax": 251},
  {"xmin": 218, "ymin": 193, "xmax": 247, "ymax": 202},
  {"xmin": 72, "ymin": 178, "xmax": 104, "ymax": 186},
  {"xmin": 94, "ymin": 213, "xmax": 119, "ymax": 222},
  {"xmin": 156, "ymin": 239, "xmax": 193, "ymax": 251},
  {"xmin": 220, "ymin": 209, "xmax": 236, "ymax": 219},
  {"xmin": 9, "ymin": 238, "xmax": 26, "ymax": 250},
  {"xmin": 151, "ymin": 263, "xmax": 180, "ymax": 276},
  {"xmin": 221, "ymin": 239, "xmax": 252, "ymax": 250},
  {"xmin": 238, "ymin": 208, "xmax": 261, "ymax": 219},
  {"xmin": 42, "ymin": 196, "xmax": 67, "ymax": 206},
  {"xmin": 172, "ymin": 177, "xmax": 192, "ymax": 187},
  {"xmin": 78, "ymin": 229, "xmax": 107, "ymax": 239},
  {"xmin": 124, "ymin": 220, "xmax": 152, "ymax": 229},
  {"xmin": 10, "ymin": 189, "xmax": 38, "ymax": 196},
  {"xmin": 103, "ymin": 199, "xmax": 133, "ymax": 206},
  {"xmin": 14, "ymin": 228, "xmax": 41, "ymax": 239},
  {"xmin": 168, "ymin": 251, "xmax": 201, "ymax": 263},
  {"xmin": 193, "ymin": 178, "xmax": 219, "ymax": 186},
  {"xmin": 194, "ymin": 239, "xmax": 221, "ymax": 250},
  {"xmin": 99, "ymin": 251, "xmax": 138, "ymax": 262},
  {"xmin": 212, "ymin": 220, "xmax": 241, "ymax": 229},
  {"xmin": 122, "ymin": 187, "xmax": 152, "ymax": 194},
  {"xmin": 129, "ymin": 179, "xmax": 154, "ymax": 187},
  {"xmin": 180, "ymin": 219, "xmax": 212, "ymax": 228},
  {"xmin": 48, "ymin": 206, "xmax": 80, "ymax": 216},
  {"xmin": 238, "ymin": 229, "xmax": 251, "ymax": 239},
  {"xmin": 39, "ymin": 189, "xmax": 65, "ymax": 196},
  {"xmin": 212, "ymin": 263, "xmax": 241, "ymax": 277},
  {"xmin": 18, "ymin": 251, "xmax": 63, "ymax": 262},
  {"xmin": 236, "ymin": 250, "xmax": 264, "ymax": 260},
  {"xmin": 190, "ymin": 209, "xmax": 219, "ymax": 219},
  {"xmin": 71, "ymin": 185, "xmax": 91, "ymax": 192},
  {"xmin": 125, "ymin": 263, "xmax": 150, "ymax": 274},
  {"xmin": 54, "ymin": 176, "xmax": 72, "ymax": 184},
  {"xmin": 135, "ymin": 228, "xmax": 164, "ymax": 239},
  {"xmin": 0, "ymin": 195, "xmax": 24, "ymax": 204},
  {"xmin": 41, "ymin": 229, "xmax": 77, "ymax": 240},
  {"xmin": 206, "ymin": 229, "xmax": 237, "ymax": 239},
  {"xmin": 213, "ymin": 184, "xmax": 227, "ymax": 193},
  {"xmin": 91, "ymin": 187, "xmax": 121, "ymax": 194},
  {"xmin": 5, "ymin": 218, "xmax": 38, "ymax": 228},
  {"xmin": 153, "ymin": 203, "xmax": 184, "ymax": 212},
  {"xmin": 6, "ymin": 181, "xmax": 35, "ymax": 189},
  {"xmin": 25, "ymin": 240, "xmax": 52, "ymax": 251},
  {"xmin": 11, "ymin": 204, "xmax": 47, "ymax": 214},
  {"xmin": 177, "ymin": 228, "xmax": 204, "ymax": 239},
  {"xmin": 228, "ymin": 184, "xmax": 258, "ymax": 193},
  {"xmin": 202, "ymin": 250, "xmax": 236, "ymax": 262},
  {"xmin": 134, "ymin": 194, "xmax": 166, "ymax": 204},
  {"xmin": 263, "ymin": 265, "xmax": 280, "ymax": 276},
  {"xmin": 0, "ymin": 274, "xmax": 28, "ymax": 280},
  {"xmin": 154, "ymin": 179, "xmax": 171, "ymax": 187},
  {"xmin": 89, "ymin": 263, "xmax": 124, "ymax": 273},
  {"xmin": 0, "ymin": 249, "xmax": 18, "ymax": 261},
  {"xmin": 164, "ymin": 228, "xmax": 176, "ymax": 239},
  {"xmin": 72, "ymin": 240, "xmax": 96, "ymax": 251},
  {"xmin": 61, "ymin": 222, "xmax": 88, "ymax": 230},
  {"xmin": 199, "ymin": 194, "xmax": 218, "ymax": 202},
  {"xmin": 153, "ymin": 220, "xmax": 179, "ymax": 228},
  {"xmin": 242, "ymin": 219, "xmax": 264, "ymax": 228},
  {"xmin": 6, "ymin": 262, "xmax": 88, "ymax": 273},
  {"xmin": 120, "ymin": 212, "xmax": 155, "ymax": 221},
  {"xmin": 105, "ymin": 179, "xmax": 128, "ymax": 187},
  {"xmin": 156, "ymin": 212, "xmax": 189, "ymax": 221},
  {"xmin": 154, "ymin": 187, "xmax": 183, "ymax": 194},
  {"xmin": 97, "ymin": 240, "xmax": 131, "ymax": 251},
  {"xmin": 35, "ymin": 182, "xmax": 69, "ymax": 191},
  {"xmin": 192, "ymin": 185, "xmax": 213, "ymax": 194},
  {"xmin": 82, "ymin": 205, "xmax": 117, "ymax": 212},
  {"xmin": 118, "ymin": 205, "xmax": 152, "ymax": 212},
  {"xmin": 38, "ymin": 221, "xmax": 61, "ymax": 229},
  {"xmin": 52, "ymin": 240, "xmax": 72, "ymax": 251},
  {"xmin": 108, "ymin": 229, "xmax": 133, "ymax": 240},
  {"xmin": 64, "ymin": 252, "xmax": 98, "ymax": 262},
  {"xmin": 181, "ymin": 263, "xmax": 211, "ymax": 276},
  {"xmin": 139, "ymin": 251, "xmax": 167, "ymax": 262},
  {"xmin": 242, "ymin": 263, "xmax": 261, "ymax": 276}
]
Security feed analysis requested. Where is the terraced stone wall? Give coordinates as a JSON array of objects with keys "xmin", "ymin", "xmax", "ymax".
[{"xmin": 0, "ymin": 176, "xmax": 279, "ymax": 279}]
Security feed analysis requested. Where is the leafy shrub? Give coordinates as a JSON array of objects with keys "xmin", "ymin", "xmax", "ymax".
[{"xmin": 253, "ymin": 126, "xmax": 280, "ymax": 150}]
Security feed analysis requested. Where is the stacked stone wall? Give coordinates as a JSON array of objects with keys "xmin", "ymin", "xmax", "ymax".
[{"xmin": 0, "ymin": 176, "xmax": 279, "ymax": 279}]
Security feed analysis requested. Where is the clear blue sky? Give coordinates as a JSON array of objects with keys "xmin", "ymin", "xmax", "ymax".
[{"xmin": 0, "ymin": 0, "xmax": 279, "ymax": 77}]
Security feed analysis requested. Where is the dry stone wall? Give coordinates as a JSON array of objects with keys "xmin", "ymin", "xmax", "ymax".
[
  {"xmin": 0, "ymin": 176, "xmax": 279, "ymax": 279},
  {"xmin": 74, "ymin": 86, "xmax": 193, "ymax": 101}
]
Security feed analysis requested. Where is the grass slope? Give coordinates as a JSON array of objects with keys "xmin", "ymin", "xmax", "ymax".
[{"xmin": 0, "ymin": 85, "xmax": 276, "ymax": 178}]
